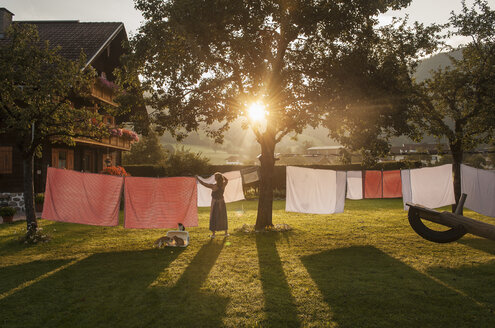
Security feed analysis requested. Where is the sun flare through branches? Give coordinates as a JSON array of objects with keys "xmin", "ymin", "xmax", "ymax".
[{"xmin": 247, "ymin": 102, "xmax": 267, "ymax": 122}]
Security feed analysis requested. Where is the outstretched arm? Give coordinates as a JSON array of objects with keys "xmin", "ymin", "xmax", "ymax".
[{"xmin": 196, "ymin": 176, "xmax": 216, "ymax": 189}]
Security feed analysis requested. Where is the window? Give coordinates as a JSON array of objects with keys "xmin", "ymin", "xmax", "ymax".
[
  {"xmin": 52, "ymin": 148, "xmax": 74, "ymax": 170},
  {"xmin": 0, "ymin": 146, "xmax": 13, "ymax": 174},
  {"xmin": 83, "ymin": 150, "xmax": 95, "ymax": 173},
  {"xmin": 58, "ymin": 151, "xmax": 67, "ymax": 169}
]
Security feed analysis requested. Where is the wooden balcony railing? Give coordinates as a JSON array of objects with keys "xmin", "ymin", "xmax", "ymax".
[
  {"xmin": 91, "ymin": 78, "xmax": 118, "ymax": 107},
  {"xmin": 101, "ymin": 135, "xmax": 132, "ymax": 150},
  {"xmin": 73, "ymin": 135, "xmax": 132, "ymax": 151}
]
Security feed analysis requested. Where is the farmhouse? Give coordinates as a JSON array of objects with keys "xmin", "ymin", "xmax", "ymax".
[{"xmin": 0, "ymin": 8, "xmax": 138, "ymax": 210}]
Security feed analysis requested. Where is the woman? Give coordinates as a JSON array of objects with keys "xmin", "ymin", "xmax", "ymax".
[{"xmin": 196, "ymin": 173, "xmax": 229, "ymax": 238}]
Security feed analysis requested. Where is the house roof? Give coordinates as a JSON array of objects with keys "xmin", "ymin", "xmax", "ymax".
[{"xmin": 0, "ymin": 20, "xmax": 124, "ymax": 66}]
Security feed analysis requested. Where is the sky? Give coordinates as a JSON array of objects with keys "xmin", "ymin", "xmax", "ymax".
[{"xmin": 1, "ymin": 0, "xmax": 494, "ymax": 42}]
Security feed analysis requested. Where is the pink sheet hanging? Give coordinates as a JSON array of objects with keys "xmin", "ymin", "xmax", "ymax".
[
  {"xmin": 364, "ymin": 170, "xmax": 382, "ymax": 199},
  {"xmin": 382, "ymin": 170, "xmax": 402, "ymax": 198},
  {"xmin": 124, "ymin": 176, "xmax": 198, "ymax": 229},
  {"xmin": 42, "ymin": 167, "xmax": 123, "ymax": 226}
]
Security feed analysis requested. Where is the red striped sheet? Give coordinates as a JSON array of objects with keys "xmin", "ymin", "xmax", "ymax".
[
  {"xmin": 124, "ymin": 176, "xmax": 198, "ymax": 229},
  {"xmin": 383, "ymin": 170, "xmax": 402, "ymax": 198},
  {"xmin": 42, "ymin": 167, "xmax": 123, "ymax": 226}
]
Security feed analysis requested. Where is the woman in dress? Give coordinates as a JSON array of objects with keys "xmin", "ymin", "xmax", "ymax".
[{"xmin": 196, "ymin": 173, "xmax": 229, "ymax": 238}]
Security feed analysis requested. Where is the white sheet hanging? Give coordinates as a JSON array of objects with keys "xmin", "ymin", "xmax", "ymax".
[
  {"xmin": 401, "ymin": 169, "xmax": 412, "ymax": 210},
  {"xmin": 197, "ymin": 171, "xmax": 245, "ymax": 207},
  {"xmin": 346, "ymin": 171, "xmax": 363, "ymax": 200},
  {"xmin": 335, "ymin": 171, "xmax": 347, "ymax": 213},
  {"xmin": 461, "ymin": 164, "xmax": 495, "ymax": 217},
  {"xmin": 285, "ymin": 166, "xmax": 346, "ymax": 214},
  {"xmin": 403, "ymin": 164, "xmax": 455, "ymax": 209}
]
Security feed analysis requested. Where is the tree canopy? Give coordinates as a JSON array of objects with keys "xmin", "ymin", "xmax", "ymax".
[
  {"xmin": 0, "ymin": 24, "xmax": 107, "ymax": 156},
  {"xmin": 0, "ymin": 24, "xmax": 111, "ymax": 236},
  {"xmin": 412, "ymin": 0, "xmax": 495, "ymax": 206},
  {"xmin": 128, "ymin": 0, "xmax": 439, "ymax": 228}
]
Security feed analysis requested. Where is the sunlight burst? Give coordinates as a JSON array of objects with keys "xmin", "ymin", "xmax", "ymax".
[{"xmin": 247, "ymin": 102, "xmax": 266, "ymax": 122}]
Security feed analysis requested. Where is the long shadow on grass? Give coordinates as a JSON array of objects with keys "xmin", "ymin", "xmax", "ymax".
[
  {"xmin": 0, "ymin": 248, "xmax": 183, "ymax": 327},
  {"xmin": 431, "ymin": 237, "xmax": 495, "ymax": 309},
  {"xmin": 428, "ymin": 260, "xmax": 495, "ymax": 311},
  {"xmin": 156, "ymin": 239, "xmax": 229, "ymax": 327},
  {"xmin": 301, "ymin": 246, "xmax": 495, "ymax": 328},
  {"xmin": 458, "ymin": 237, "xmax": 495, "ymax": 255},
  {"xmin": 256, "ymin": 233, "xmax": 301, "ymax": 327},
  {"xmin": 0, "ymin": 241, "xmax": 229, "ymax": 328},
  {"xmin": 0, "ymin": 259, "xmax": 70, "ymax": 295}
]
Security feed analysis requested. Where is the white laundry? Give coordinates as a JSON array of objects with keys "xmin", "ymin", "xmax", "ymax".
[
  {"xmin": 401, "ymin": 169, "xmax": 412, "ymax": 210},
  {"xmin": 346, "ymin": 171, "xmax": 363, "ymax": 200},
  {"xmin": 402, "ymin": 164, "xmax": 455, "ymax": 209},
  {"xmin": 285, "ymin": 166, "xmax": 346, "ymax": 214},
  {"xmin": 461, "ymin": 164, "xmax": 495, "ymax": 217},
  {"xmin": 197, "ymin": 171, "xmax": 245, "ymax": 207}
]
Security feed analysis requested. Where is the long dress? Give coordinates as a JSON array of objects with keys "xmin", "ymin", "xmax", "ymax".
[{"xmin": 209, "ymin": 186, "xmax": 228, "ymax": 231}]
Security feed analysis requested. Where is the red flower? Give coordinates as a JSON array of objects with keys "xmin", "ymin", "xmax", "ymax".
[{"xmin": 101, "ymin": 166, "xmax": 130, "ymax": 177}]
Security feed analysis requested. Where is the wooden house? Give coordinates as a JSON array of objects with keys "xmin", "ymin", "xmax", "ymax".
[{"xmin": 0, "ymin": 8, "xmax": 139, "ymax": 211}]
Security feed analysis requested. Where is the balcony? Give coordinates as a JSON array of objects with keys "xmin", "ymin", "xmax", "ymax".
[
  {"xmin": 91, "ymin": 77, "xmax": 118, "ymax": 107},
  {"xmin": 73, "ymin": 128, "xmax": 137, "ymax": 151},
  {"xmin": 73, "ymin": 135, "xmax": 131, "ymax": 151}
]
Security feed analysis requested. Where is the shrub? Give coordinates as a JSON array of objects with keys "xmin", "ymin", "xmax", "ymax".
[
  {"xmin": 165, "ymin": 146, "xmax": 210, "ymax": 177},
  {"xmin": 0, "ymin": 206, "xmax": 16, "ymax": 217},
  {"xmin": 35, "ymin": 193, "xmax": 44, "ymax": 204}
]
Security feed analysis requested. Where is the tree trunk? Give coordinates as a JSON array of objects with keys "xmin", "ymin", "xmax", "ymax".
[
  {"xmin": 23, "ymin": 153, "xmax": 37, "ymax": 235},
  {"xmin": 450, "ymin": 143, "xmax": 463, "ymax": 214},
  {"xmin": 255, "ymin": 136, "xmax": 276, "ymax": 231}
]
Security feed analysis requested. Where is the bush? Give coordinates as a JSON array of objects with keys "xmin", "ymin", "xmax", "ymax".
[
  {"xmin": 35, "ymin": 193, "xmax": 44, "ymax": 204},
  {"xmin": 0, "ymin": 206, "xmax": 16, "ymax": 217},
  {"xmin": 124, "ymin": 147, "xmax": 210, "ymax": 177},
  {"xmin": 166, "ymin": 146, "xmax": 210, "ymax": 176}
]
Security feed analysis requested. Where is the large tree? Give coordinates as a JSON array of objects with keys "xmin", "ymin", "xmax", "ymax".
[
  {"xmin": 412, "ymin": 0, "xmax": 495, "ymax": 210},
  {"xmin": 0, "ymin": 24, "xmax": 108, "ymax": 237},
  {"xmin": 128, "ymin": 0, "xmax": 437, "ymax": 229}
]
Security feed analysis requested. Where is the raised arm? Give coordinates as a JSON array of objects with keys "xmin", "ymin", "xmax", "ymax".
[{"xmin": 196, "ymin": 176, "xmax": 217, "ymax": 189}]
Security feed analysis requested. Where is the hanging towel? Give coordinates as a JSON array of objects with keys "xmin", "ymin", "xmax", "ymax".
[
  {"xmin": 402, "ymin": 164, "xmax": 455, "ymax": 209},
  {"xmin": 41, "ymin": 167, "xmax": 123, "ymax": 226},
  {"xmin": 241, "ymin": 167, "xmax": 260, "ymax": 184},
  {"xmin": 335, "ymin": 171, "xmax": 347, "ymax": 213},
  {"xmin": 124, "ymin": 176, "xmax": 198, "ymax": 229},
  {"xmin": 346, "ymin": 171, "xmax": 363, "ymax": 200},
  {"xmin": 285, "ymin": 166, "xmax": 346, "ymax": 214},
  {"xmin": 461, "ymin": 164, "xmax": 495, "ymax": 217},
  {"xmin": 382, "ymin": 170, "xmax": 402, "ymax": 198},
  {"xmin": 401, "ymin": 169, "xmax": 412, "ymax": 210},
  {"xmin": 364, "ymin": 170, "xmax": 382, "ymax": 199},
  {"xmin": 197, "ymin": 171, "xmax": 245, "ymax": 207}
]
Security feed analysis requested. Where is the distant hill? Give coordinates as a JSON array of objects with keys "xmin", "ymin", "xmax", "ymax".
[{"xmin": 413, "ymin": 49, "xmax": 462, "ymax": 82}]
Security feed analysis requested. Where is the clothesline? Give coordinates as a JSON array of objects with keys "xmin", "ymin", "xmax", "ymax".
[
  {"xmin": 42, "ymin": 167, "xmax": 199, "ymax": 228},
  {"xmin": 41, "ymin": 164, "xmax": 495, "ymax": 228}
]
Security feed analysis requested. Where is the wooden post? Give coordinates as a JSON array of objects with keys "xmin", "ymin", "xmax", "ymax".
[
  {"xmin": 454, "ymin": 193, "xmax": 467, "ymax": 215},
  {"xmin": 407, "ymin": 203, "xmax": 495, "ymax": 242}
]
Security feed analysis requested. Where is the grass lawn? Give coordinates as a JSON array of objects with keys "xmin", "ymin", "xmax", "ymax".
[{"xmin": 1, "ymin": 199, "xmax": 495, "ymax": 327}]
